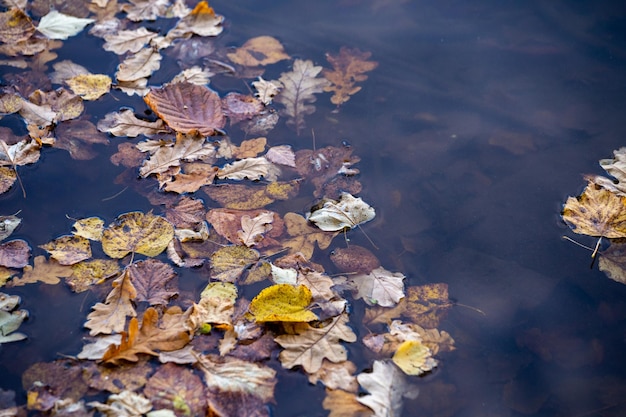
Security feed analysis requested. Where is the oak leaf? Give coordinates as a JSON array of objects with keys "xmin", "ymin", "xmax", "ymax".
[
  {"xmin": 9, "ymin": 255, "xmax": 72, "ymax": 286},
  {"xmin": 323, "ymin": 47, "xmax": 378, "ymax": 106},
  {"xmin": 101, "ymin": 211, "xmax": 174, "ymax": 259},
  {"xmin": 252, "ymin": 77, "xmax": 281, "ymax": 105},
  {"xmin": 36, "ymin": 10, "xmax": 94, "ymax": 40},
  {"xmin": 98, "ymin": 109, "xmax": 168, "ymax": 138},
  {"xmin": 84, "ymin": 270, "xmax": 137, "ymax": 336},
  {"xmin": 276, "ymin": 313, "xmax": 356, "ymax": 373},
  {"xmin": 144, "ymin": 82, "xmax": 225, "ymax": 136},
  {"xmin": 102, "ymin": 307, "xmax": 191, "ymax": 364},
  {"xmin": 282, "ymin": 212, "xmax": 337, "ymax": 259},
  {"xmin": 323, "ymin": 389, "xmax": 373, "ymax": 417},
  {"xmin": 249, "ymin": 284, "xmax": 318, "ymax": 323},
  {"xmin": 227, "ymin": 36, "xmax": 289, "ymax": 67},
  {"xmin": 274, "ymin": 59, "xmax": 330, "ymax": 134},
  {"xmin": 348, "ymin": 267, "xmax": 405, "ymax": 307},
  {"xmin": 562, "ymin": 180, "xmax": 626, "ymax": 239},
  {"xmin": 591, "ymin": 147, "xmax": 626, "ymax": 196},
  {"xmin": 356, "ymin": 360, "xmax": 418, "ymax": 417},
  {"xmin": 308, "ymin": 192, "xmax": 375, "ymax": 232},
  {"xmin": 0, "ymin": 239, "xmax": 30, "ymax": 268},
  {"xmin": 128, "ymin": 259, "xmax": 178, "ymax": 306}
]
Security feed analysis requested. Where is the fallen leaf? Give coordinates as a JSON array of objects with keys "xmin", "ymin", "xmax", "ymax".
[
  {"xmin": 590, "ymin": 147, "xmax": 626, "ymax": 196},
  {"xmin": 217, "ymin": 137, "xmax": 267, "ymax": 159},
  {"xmin": 188, "ymin": 282, "xmax": 237, "ymax": 329},
  {"xmin": 249, "ymin": 284, "xmax": 318, "ymax": 323},
  {"xmin": 402, "ymin": 283, "xmax": 453, "ymax": 328},
  {"xmin": 275, "ymin": 59, "xmax": 330, "ymax": 134},
  {"xmin": 72, "ymin": 217, "xmax": 104, "ymax": 241},
  {"xmin": 144, "ymin": 362, "xmax": 206, "ymax": 417},
  {"xmin": 55, "ymin": 119, "xmax": 110, "ymax": 160},
  {"xmin": 103, "ymin": 27, "xmax": 158, "ymax": 55},
  {"xmin": 0, "ymin": 8, "xmax": 35, "ymax": 44},
  {"xmin": 128, "ymin": 259, "xmax": 178, "ymax": 306},
  {"xmin": 323, "ymin": 388, "xmax": 373, "ymax": 417},
  {"xmin": 0, "ymin": 214, "xmax": 21, "ymax": 242},
  {"xmin": 348, "ymin": 267, "xmax": 405, "ymax": 307},
  {"xmin": 102, "ymin": 307, "xmax": 191, "ymax": 364},
  {"xmin": 116, "ymin": 46, "xmax": 162, "ymax": 82},
  {"xmin": 39, "ymin": 235, "xmax": 91, "ymax": 265},
  {"xmin": 392, "ymin": 339, "xmax": 437, "ymax": 376},
  {"xmin": 68, "ymin": 259, "xmax": 120, "ymax": 293},
  {"xmin": 29, "ymin": 88, "xmax": 84, "ymax": 122},
  {"xmin": 170, "ymin": 66, "xmax": 214, "ymax": 85},
  {"xmin": 167, "ymin": 1, "xmax": 224, "ymax": 38},
  {"xmin": 98, "ymin": 109, "xmax": 168, "ymax": 138},
  {"xmin": 222, "ymin": 92, "xmax": 264, "ymax": 125},
  {"xmin": 206, "ymin": 208, "xmax": 283, "ymax": 248},
  {"xmin": 238, "ymin": 211, "xmax": 274, "ymax": 247},
  {"xmin": 308, "ymin": 360, "xmax": 359, "ymax": 392},
  {"xmin": 121, "ymin": 0, "xmax": 169, "ymax": 21},
  {"xmin": 282, "ymin": 212, "xmax": 337, "ymax": 259},
  {"xmin": 10, "ymin": 255, "xmax": 72, "ymax": 286},
  {"xmin": 308, "ymin": 192, "xmax": 376, "ymax": 232},
  {"xmin": 36, "ymin": 10, "xmax": 94, "ymax": 40},
  {"xmin": 82, "ymin": 359, "xmax": 152, "ymax": 393},
  {"xmin": 217, "ymin": 156, "xmax": 275, "ymax": 181},
  {"xmin": 84, "ymin": 270, "xmax": 137, "ymax": 336},
  {"xmin": 210, "ymin": 245, "xmax": 260, "ymax": 282},
  {"xmin": 265, "ymin": 145, "xmax": 296, "ymax": 167},
  {"xmin": 0, "ymin": 239, "xmax": 30, "ymax": 268},
  {"xmin": 356, "ymin": 360, "xmax": 418, "ymax": 417},
  {"xmin": 227, "ymin": 36, "xmax": 289, "ymax": 67},
  {"xmin": 101, "ymin": 211, "xmax": 174, "ymax": 259},
  {"xmin": 295, "ymin": 145, "xmax": 361, "ymax": 197},
  {"xmin": 330, "ymin": 245, "xmax": 380, "ymax": 274},
  {"xmin": 203, "ymin": 180, "xmax": 301, "ymax": 210},
  {"xmin": 49, "ymin": 60, "xmax": 89, "ymax": 83},
  {"xmin": 0, "ymin": 292, "xmax": 28, "ymax": 344},
  {"xmin": 323, "ymin": 47, "xmax": 378, "ymax": 106},
  {"xmin": 144, "ymin": 82, "xmax": 225, "ymax": 136},
  {"xmin": 0, "ymin": 166, "xmax": 16, "ymax": 195},
  {"xmin": 88, "ymin": 390, "xmax": 152, "ymax": 417},
  {"xmin": 22, "ymin": 359, "xmax": 88, "ymax": 403},
  {"xmin": 275, "ymin": 313, "xmax": 356, "ymax": 373},
  {"xmin": 66, "ymin": 74, "xmax": 111, "ymax": 100}
]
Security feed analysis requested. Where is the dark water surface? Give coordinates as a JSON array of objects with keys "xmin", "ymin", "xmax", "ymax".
[{"xmin": 3, "ymin": 1, "xmax": 626, "ymax": 416}]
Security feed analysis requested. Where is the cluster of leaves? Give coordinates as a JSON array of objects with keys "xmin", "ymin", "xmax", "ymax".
[
  {"xmin": 562, "ymin": 146, "xmax": 626, "ymax": 284},
  {"xmin": 0, "ymin": 1, "xmax": 455, "ymax": 417}
]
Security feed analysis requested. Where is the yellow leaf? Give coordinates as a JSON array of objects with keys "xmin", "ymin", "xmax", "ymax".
[
  {"xmin": 72, "ymin": 216, "xmax": 104, "ymax": 241},
  {"xmin": 101, "ymin": 211, "xmax": 174, "ymax": 258},
  {"xmin": 66, "ymin": 74, "xmax": 112, "ymax": 100},
  {"xmin": 249, "ymin": 284, "xmax": 318, "ymax": 322},
  {"xmin": 210, "ymin": 245, "xmax": 260, "ymax": 283},
  {"xmin": 39, "ymin": 235, "xmax": 91, "ymax": 265},
  {"xmin": 392, "ymin": 339, "xmax": 437, "ymax": 376},
  {"xmin": 68, "ymin": 259, "xmax": 120, "ymax": 293}
]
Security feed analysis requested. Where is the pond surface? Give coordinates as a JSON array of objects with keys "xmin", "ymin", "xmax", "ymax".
[{"xmin": 2, "ymin": 0, "xmax": 626, "ymax": 416}]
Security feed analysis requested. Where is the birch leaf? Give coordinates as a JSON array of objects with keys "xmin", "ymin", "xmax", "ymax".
[
  {"xmin": 308, "ymin": 192, "xmax": 375, "ymax": 232},
  {"xmin": 275, "ymin": 59, "xmax": 330, "ymax": 134},
  {"xmin": 37, "ymin": 10, "xmax": 94, "ymax": 40},
  {"xmin": 275, "ymin": 313, "xmax": 356, "ymax": 373}
]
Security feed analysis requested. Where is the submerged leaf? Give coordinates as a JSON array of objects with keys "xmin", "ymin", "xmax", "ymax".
[
  {"xmin": 323, "ymin": 47, "xmax": 378, "ymax": 106},
  {"xmin": 227, "ymin": 36, "xmax": 289, "ymax": 67}
]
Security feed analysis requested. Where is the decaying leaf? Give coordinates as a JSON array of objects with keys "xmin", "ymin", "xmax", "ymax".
[
  {"xmin": 39, "ymin": 235, "xmax": 91, "ymax": 265},
  {"xmin": 222, "ymin": 92, "xmax": 264, "ymax": 125},
  {"xmin": 217, "ymin": 156, "xmax": 275, "ymax": 181},
  {"xmin": 591, "ymin": 147, "xmax": 626, "ymax": 196},
  {"xmin": 252, "ymin": 77, "xmax": 281, "ymax": 105},
  {"xmin": 323, "ymin": 47, "xmax": 378, "ymax": 106},
  {"xmin": 206, "ymin": 208, "xmax": 283, "ymax": 248},
  {"xmin": 0, "ymin": 214, "xmax": 21, "ymax": 242},
  {"xmin": 66, "ymin": 74, "xmax": 112, "ymax": 100},
  {"xmin": 0, "ymin": 292, "xmax": 28, "ymax": 344},
  {"xmin": 308, "ymin": 192, "xmax": 376, "ymax": 232},
  {"xmin": 203, "ymin": 180, "xmax": 301, "ymax": 210},
  {"xmin": 144, "ymin": 82, "xmax": 225, "ymax": 136},
  {"xmin": 275, "ymin": 313, "xmax": 356, "ymax": 373},
  {"xmin": 103, "ymin": 27, "xmax": 158, "ymax": 55},
  {"xmin": 274, "ymin": 59, "xmax": 330, "ymax": 134},
  {"xmin": 238, "ymin": 211, "xmax": 274, "ymax": 247},
  {"xmin": 88, "ymin": 390, "xmax": 152, "ymax": 417},
  {"xmin": 0, "ymin": 8, "xmax": 35, "ymax": 44},
  {"xmin": 116, "ymin": 46, "xmax": 162, "ymax": 83},
  {"xmin": 98, "ymin": 109, "xmax": 168, "ymax": 138},
  {"xmin": 128, "ymin": 259, "xmax": 178, "ymax": 306},
  {"xmin": 392, "ymin": 340, "xmax": 437, "ymax": 376},
  {"xmin": 102, "ymin": 307, "xmax": 191, "ymax": 364},
  {"xmin": 249, "ymin": 284, "xmax": 318, "ymax": 323},
  {"xmin": 101, "ymin": 211, "xmax": 174, "ymax": 259},
  {"xmin": 330, "ymin": 245, "xmax": 380, "ymax": 274},
  {"xmin": 356, "ymin": 360, "xmax": 418, "ymax": 417},
  {"xmin": 210, "ymin": 245, "xmax": 260, "ymax": 283},
  {"xmin": 167, "ymin": 1, "xmax": 224, "ymax": 38},
  {"xmin": 282, "ymin": 213, "xmax": 337, "ymax": 259},
  {"xmin": 0, "ymin": 239, "xmax": 30, "ymax": 269},
  {"xmin": 84, "ymin": 270, "xmax": 137, "ymax": 336},
  {"xmin": 72, "ymin": 217, "xmax": 104, "ymax": 241},
  {"xmin": 68, "ymin": 259, "xmax": 120, "ymax": 293},
  {"xmin": 323, "ymin": 388, "xmax": 373, "ymax": 417},
  {"xmin": 144, "ymin": 362, "xmax": 206, "ymax": 417},
  {"xmin": 227, "ymin": 36, "xmax": 289, "ymax": 67},
  {"xmin": 188, "ymin": 282, "xmax": 237, "ymax": 328}
]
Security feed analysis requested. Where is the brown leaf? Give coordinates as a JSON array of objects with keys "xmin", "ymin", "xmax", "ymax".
[
  {"xmin": 167, "ymin": 1, "xmax": 224, "ymax": 38},
  {"xmin": 22, "ymin": 359, "xmax": 88, "ymax": 403},
  {"xmin": 110, "ymin": 142, "xmax": 145, "ymax": 168},
  {"xmin": 83, "ymin": 359, "xmax": 153, "ymax": 394},
  {"xmin": 144, "ymin": 362, "xmax": 206, "ymax": 417},
  {"xmin": 222, "ymin": 93, "xmax": 264, "ymax": 125},
  {"xmin": 282, "ymin": 213, "xmax": 337, "ymax": 259},
  {"xmin": 0, "ymin": 9, "xmax": 35, "ymax": 44},
  {"xmin": 116, "ymin": 47, "xmax": 162, "ymax": 82},
  {"xmin": 102, "ymin": 307, "xmax": 191, "ymax": 364},
  {"xmin": 10, "ymin": 255, "xmax": 72, "ymax": 286},
  {"xmin": 128, "ymin": 259, "xmax": 178, "ymax": 306},
  {"xmin": 144, "ymin": 82, "xmax": 225, "ymax": 136},
  {"xmin": 295, "ymin": 145, "xmax": 360, "ymax": 198},
  {"xmin": 323, "ymin": 47, "xmax": 378, "ymax": 106},
  {"xmin": 330, "ymin": 245, "xmax": 380, "ymax": 274},
  {"xmin": 226, "ymin": 36, "xmax": 289, "ymax": 67},
  {"xmin": 139, "ymin": 132, "xmax": 216, "ymax": 178},
  {"xmin": 165, "ymin": 162, "xmax": 219, "ymax": 194},
  {"xmin": 323, "ymin": 388, "xmax": 373, "ymax": 417},
  {"xmin": 207, "ymin": 208, "xmax": 284, "ymax": 248},
  {"xmin": 203, "ymin": 180, "xmax": 301, "ymax": 210},
  {"xmin": 165, "ymin": 196, "xmax": 207, "ymax": 229},
  {"xmin": 39, "ymin": 235, "xmax": 91, "ymax": 265},
  {"xmin": 98, "ymin": 109, "xmax": 168, "ymax": 138},
  {"xmin": 29, "ymin": 88, "xmax": 84, "ymax": 122},
  {"xmin": 0, "ymin": 239, "xmax": 30, "ymax": 268},
  {"xmin": 210, "ymin": 245, "xmax": 260, "ymax": 282},
  {"xmin": 68, "ymin": 259, "xmax": 120, "ymax": 293},
  {"xmin": 85, "ymin": 270, "xmax": 137, "ymax": 336},
  {"xmin": 55, "ymin": 119, "xmax": 110, "ymax": 160}
]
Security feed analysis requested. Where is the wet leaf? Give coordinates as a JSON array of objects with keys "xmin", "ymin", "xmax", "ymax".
[
  {"xmin": 9, "ymin": 255, "xmax": 72, "ymax": 286},
  {"xmin": 0, "ymin": 8, "xmax": 35, "ymax": 44},
  {"xmin": 323, "ymin": 388, "xmax": 373, "ymax": 417},
  {"xmin": 167, "ymin": 1, "xmax": 224, "ymax": 38},
  {"xmin": 0, "ymin": 139, "xmax": 41, "ymax": 168},
  {"xmin": 84, "ymin": 270, "xmax": 137, "ymax": 336},
  {"xmin": 39, "ymin": 235, "xmax": 91, "ymax": 265},
  {"xmin": 188, "ymin": 282, "xmax": 237, "ymax": 328},
  {"xmin": 68, "ymin": 259, "xmax": 120, "ymax": 292},
  {"xmin": 356, "ymin": 360, "xmax": 418, "ymax": 417},
  {"xmin": 0, "ymin": 215, "xmax": 21, "ymax": 242},
  {"xmin": 323, "ymin": 47, "xmax": 378, "ymax": 106},
  {"xmin": 144, "ymin": 363, "xmax": 206, "ymax": 417},
  {"xmin": 210, "ymin": 245, "xmax": 259, "ymax": 282},
  {"xmin": 206, "ymin": 208, "xmax": 283, "ymax": 248},
  {"xmin": 195, "ymin": 354, "xmax": 277, "ymax": 402},
  {"xmin": 102, "ymin": 307, "xmax": 191, "ymax": 364},
  {"xmin": 252, "ymin": 77, "xmax": 281, "ymax": 105},
  {"xmin": 217, "ymin": 137, "xmax": 267, "ymax": 159},
  {"xmin": 238, "ymin": 211, "xmax": 274, "ymax": 247},
  {"xmin": 116, "ymin": 46, "xmax": 162, "ymax": 83},
  {"xmin": 249, "ymin": 284, "xmax": 318, "ymax": 323},
  {"xmin": 265, "ymin": 145, "xmax": 295, "ymax": 167},
  {"xmin": 101, "ymin": 211, "xmax": 174, "ymax": 259},
  {"xmin": 128, "ymin": 259, "xmax": 178, "ymax": 306},
  {"xmin": 562, "ymin": 180, "xmax": 626, "ymax": 238},
  {"xmin": 222, "ymin": 92, "xmax": 264, "ymax": 125},
  {"xmin": 282, "ymin": 212, "xmax": 337, "ymax": 259},
  {"xmin": 0, "ymin": 292, "xmax": 28, "ymax": 344},
  {"xmin": 295, "ymin": 145, "xmax": 361, "ymax": 198},
  {"xmin": 275, "ymin": 313, "xmax": 356, "ymax": 373},
  {"xmin": 88, "ymin": 390, "xmax": 152, "ymax": 417},
  {"xmin": 0, "ymin": 167, "xmax": 17, "ymax": 195},
  {"xmin": 66, "ymin": 74, "xmax": 112, "ymax": 100},
  {"xmin": 30, "ymin": 88, "xmax": 84, "ymax": 122},
  {"xmin": 36, "ymin": 10, "xmax": 94, "ymax": 40},
  {"xmin": 308, "ymin": 360, "xmax": 359, "ymax": 392},
  {"xmin": 348, "ymin": 267, "xmax": 405, "ymax": 307},
  {"xmin": 217, "ymin": 156, "xmax": 275, "ymax": 181},
  {"xmin": 0, "ymin": 239, "xmax": 30, "ymax": 268},
  {"xmin": 392, "ymin": 340, "xmax": 437, "ymax": 376},
  {"xmin": 308, "ymin": 192, "xmax": 376, "ymax": 232},
  {"xmin": 121, "ymin": 0, "xmax": 169, "ymax": 21},
  {"xmin": 203, "ymin": 180, "xmax": 301, "ymax": 210},
  {"xmin": 103, "ymin": 27, "xmax": 158, "ymax": 55},
  {"xmin": 72, "ymin": 217, "xmax": 104, "ymax": 241},
  {"xmin": 227, "ymin": 36, "xmax": 289, "ymax": 67},
  {"xmin": 170, "ymin": 66, "xmax": 214, "ymax": 85},
  {"xmin": 330, "ymin": 245, "xmax": 380, "ymax": 274},
  {"xmin": 144, "ymin": 82, "xmax": 225, "ymax": 136},
  {"xmin": 82, "ymin": 359, "xmax": 152, "ymax": 393},
  {"xmin": 22, "ymin": 359, "xmax": 88, "ymax": 403},
  {"xmin": 591, "ymin": 147, "xmax": 626, "ymax": 196},
  {"xmin": 98, "ymin": 109, "xmax": 168, "ymax": 138},
  {"xmin": 275, "ymin": 59, "xmax": 330, "ymax": 134}
]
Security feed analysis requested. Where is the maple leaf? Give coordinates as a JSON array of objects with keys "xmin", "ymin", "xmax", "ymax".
[
  {"xmin": 274, "ymin": 59, "xmax": 330, "ymax": 134},
  {"xmin": 238, "ymin": 211, "xmax": 274, "ymax": 247},
  {"xmin": 227, "ymin": 36, "xmax": 290, "ymax": 67},
  {"xmin": 282, "ymin": 212, "xmax": 337, "ymax": 259},
  {"xmin": 84, "ymin": 270, "xmax": 137, "ymax": 336},
  {"xmin": 323, "ymin": 47, "xmax": 378, "ymax": 106},
  {"xmin": 9, "ymin": 255, "xmax": 72, "ymax": 286},
  {"xmin": 103, "ymin": 27, "xmax": 158, "ymax": 55},
  {"xmin": 36, "ymin": 10, "xmax": 94, "ymax": 40},
  {"xmin": 0, "ymin": 239, "xmax": 30, "ymax": 268},
  {"xmin": 0, "ymin": 292, "xmax": 28, "ymax": 344},
  {"xmin": 348, "ymin": 267, "xmax": 405, "ymax": 307},
  {"xmin": 356, "ymin": 360, "xmax": 418, "ymax": 417},
  {"xmin": 128, "ymin": 259, "xmax": 178, "ymax": 306},
  {"xmin": 308, "ymin": 192, "xmax": 376, "ymax": 232},
  {"xmin": 249, "ymin": 284, "xmax": 319, "ymax": 323},
  {"xmin": 98, "ymin": 109, "xmax": 168, "ymax": 138},
  {"xmin": 275, "ymin": 313, "xmax": 357, "ymax": 373},
  {"xmin": 101, "ymin": 211, "xmax": 174, "ymax": 259},
  {"xmin": 144, "ymin": 82, "xmax": 225, "ymax": 136},
  {"xmin": 102, "ymin": 307, "xmax": 191, "ymax": 364},
  {"xmin": 39, "ymin": 235, "xmax": 91, "ymax": 265}
]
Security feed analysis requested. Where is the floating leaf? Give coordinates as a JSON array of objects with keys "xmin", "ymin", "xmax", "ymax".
[
  {"xmin": 227, "ymin": 36, "xmax": 289, "ymax": 67},
  {"xmin": 10, "ymin": 255, "xmax": 72, "ymax": 286},
  {"xmin": 0, "ymin": 214, "xmax": 21, "ymax": 242},
  {"xmin": 217, "ymin": 157, "xmax": 274, "ymax": 181},
  {"xmin": 222, "ymin": 92, "xmax": 264, "ymax": 125},
  {"xmin": 275, "ymin": 59, "xmax": 330, "ymax": 134},
  {"xmin": 144, "ymin": 82, "xmax": 225, "ymax": 136},
  {"xmin": 238, "ymin": 211, "xmax": 274, "ymax": 247},
  {"xmin": 323, "ymin": 47, "xmax": 378, "ymax": 106},
  {"xmin": 591, "ymin": 147, "xmax": 626, "ymax": 196},
  {"xmin": 203, "ymin": 180, "xmax": 301, "ymax": 210},
  {"xmin": 308, "ymin": 192, "xmax": 375, "ymax": 232},
  {"xmin": 39, "ymin": 235, "xmax": 91, "ymax": 265},
  {"xmin": 36, "ymin": 10, "xmax": 94, "ymax": 40},
  {"xmin": 68, "ymin": 259, "xmax": 120, "ymax": 293},
  {"xmin": 116, "ymin": 46, "xmax": 162, "ymax": 82},
  {"xmin": 98, "ymin": 109, "xmax": 168, "ymax": 138},
  {"xmin": 66, "ymin": 74, "xmax": 112, "ymax": 100},
  {"xmin": 88, "ymin": 390, "xmax": 152, "ymax": 416},
  {"xmin": 0, "ymin": 8, "xmax": 35, "ymax": 44},
  {"xmin": 84, "ymin": 270, "xmax": 137, "ymax": 336},
  {"xmin": 392, "ymin": 340, "xmax": 437, "ymax": 376},
  {"xmin": 101, "ymin": 211, "xmax": 174, "ymax": 259},
  {"xmin": 356, "ymin": 360, "xmax": 417, "ymax": 417},
  {"xmin": 144, "ymin": 363, "xmax": 206, "ymax": 417},
  {"xmin": 188, "ymin": 282, "xmax": 237, "ymax": 328},
  {"xmin": 348, "ymin": 267, "xmax": 405, "ymax": 307},
  {"xmin": 72, "ymin": 217, "xmax": 104, "ymax": 241},
  {"xmin": 252, "ymin": 77, "xmax": 281, "ymax": 105},
  {"xmin": 168, "ymin": 1, "xmax": 224, "ymax": 38},
  {"xmin": 282, "ymin": 212, "xmax": 337, "ymax": 259},
  {"xmin": 103, "ymin": 27, "xmax": 158, "ymax": 55},
  {"xmin": 0, "ymin": 239, "xmax": 30, "ymax": 268},
  {"xmin": 210, "ymin": 245, "xmax": 260, "ymax": 283},
  {"xmin": 0, "ymin": 292, "xmax": 28, "ymax": 344},
  {"xmin": 128, "ymin": 259, "xmax": 178, "ymax": 306},
  {"xmin": 249, "ymin": 284, "xmax": 318, "ymax": 322}
]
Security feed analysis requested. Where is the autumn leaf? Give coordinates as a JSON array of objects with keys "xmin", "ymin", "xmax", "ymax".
[
  {"xmin": 249, "ymin": 284, "xmax": 319, "ymax": 322},
  {"xmin": 591, "ymin": 147, "xmax": 626, "ymax": 196},
  {"xmin": 206, "ymin": 208, "xmax": 283, "ymax": 248},
  {"xmin": 295, "ymin": 145, "xmax": 361, "ymax": 198},
  {"xmin": 68, "ymin": 259, "xmax": 120, "ymax": 293},
  {"xmin": 0, "ymin": 292, "xmax": 28, "ymax": 344},
  {"xmin": 144, "ymin": 82, "xmax": 225, "ymax": 136},
  {"xmin": 0, "ymin": 214, "xmax": 21, "ymax": 241},
  {"xmin": 121, "ymin": 0, "xmax": 169, "ymax": 21},
  {"xmin": 308, "ymin": 360, "xmax": 359, "ymax": 392},
  {"xmin": 98, "ymin": 109, "xmax": 168, "ymax": 138},
  {"xmin": 308, "ymin": 192, "xmax": 376, "ymax": 232},
  {"xmin": 81, "ymin": 359, "xmax": 152, "ymax": 393},
  {"xmin": 88, "ymin": 390, "xmax": 152, "ymax": 417},
  {"xmin": 84, "ymin": 270, "xmax": 137, "ymax": 336},
  {"xmin": 9, "ymin": 255, "xmax": 72, "ymax": 287},
  {"xmin": 217, "ymin": 156, "xmax": 276, "ymax": 181},
  {"xmin": 0, "ymin": 8, "xmax": 35, "ymax": 44},
  {"xmin": 71, "ymin": 217, "xmax": 104, "ymax": 241},
  {"xmin": 0, "ymin": 139, "xmax": 41, "ymax": 197},
  {"xmin": 227, "ymin": 36, "xmax": 289, "ymax": 67},
  {"xmin": 282, "ymin": 212, "xmax": 337, "ymax": 259},
  {"xmin": 167, "ymin": 0, "xmax": 224, "ymax": 38},
  {"xmin": 274, "ymin": 59, "xmax": 330, "ymax": 134},
  {"xmin": 144, "ymin": 362, "xmax": 206, "ymax": 417},
  {"xmin": 392, "ymin": 340, "xmax": 437, "ymax": 376},
  {"xmin": 66, "ymin": 74, "xmax": 111, "ymax": 100},
  {"xmin": 203, "ymin": 180, "xmax": 301, "ymax": 210},
  {"xmin": 116, "ymin": 46, "xmax": 162, "ymax": 83},
  {"xmin": 330, "ymin": 245, "xmax": 380, "ymax": 274},
  {"xmin": 599, "ymin": 240, "xmax": 626, "ymax": 285},
  {"xmin": 217, "ymin": 137, "xmax": 267, "ymax": 159},
  {"xmin": 356, "ymin": 360, "xmax": 418, "ymax": 417},
  {"xmin": 0, "ymin": 239, "xmax": 30, "ymax": 268},
  {"xmin": 275, "ymin": 313, "xmax": 356, "ymax": 373},
  {"xmin": 323, "ymin": 47, "xmax": 378, "ymax": 106},
  {"xmin": 188, "ymin": 282, "xmax": 237, "ymax": 329},
  {"xmin": 348, "ymin": 267, "xmax": 405, "ymax": 307},
  {"xmin": 210, "ymin": 245, "xmax": 260, "ymax": 282},
  {"xmin": 222, "ymin": 92, "xmax": 264, "ymax": 125},
  {"xmin": 323, "ymin": 388, "xmax": 373, "ymax": 417},
  {"xmin": 252, "ymin": 77, "xmax": 281, "ymax": 105},
  {"xmin": 39, "ymin": 235, "xmax": 91, "ymax": 265},
  {"xmin": 36, "ymin": 10, "xmax": 94, "ymax": 40},
  {"xmin": 102, "ymin": 307, "xmax": 191, "ymax": 364},
  {"xmin": 238, "ymin": 211, "xmax": 274, "ymax": 247},
  {"xmin": 266, "ymin": 145, "xmax": 296, "ymax": 167},
  {"xmin": 103, "ymin": 27, "xmax": 158, "ymax": 55},
  {"xmin": 101, "ymin": 211, "xmax": 174, "ymax": 259},
  {"xmin": 128, "ymin": 259, "xmax": 178, "ymax": 306}
]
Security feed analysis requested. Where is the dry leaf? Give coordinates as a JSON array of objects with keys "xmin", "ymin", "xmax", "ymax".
[
  {"xmin": 323, "ymin": 47, "xmax": 378, "ymax": 106},
  {"xmin": 265, "ymin": 145, "xmax": 295, "ymax": 167},
  {"xmin": 84, "ymin": 270, "xmax": 137, "ymax": 336},
  {"xmin": 66, "ymin": 74, "xmax": 111, "ymax": 100},
  {"xmin": 103, "ymin": 27, "xmax": 158, "ymax": 55},
  {"xmin": 0, "ymin": 238, "xmax": 28, "ymax": 269},
  {"xmin": 188, "ymin": 282, "xmax": 237, "ymax": 328},
  {"xmin": 144, "ymin": 82, "xmax": 225, "ymax": 136},
  {"xmin": 275, "ymin": 313, "xmax": 356, "ymax": 373},
  {"xmin": 252, "ymin": 77, "xmax": 281, "ymax": 105},
  {"xmin": 308, "ymin": 192, "xmax": 375, "ymax": 232},
  {"xmin": 356, "ymin": 360, "xmax": 418, "ymax": 417},
  {"xmin": 274, "ymin": 59, "xmax": 330, "ymax": 134},
  {"xmin": 72, "ymin": 217, "xmax": 104, "ymax": 241},
  {"xmin": 392, "ymin": 339, "xmax": 437, "ymax": 376},
  {"xmin": 0, "ymin": 214, "xmax": 21, "ymax": 242},
  {"xmin": 116, "ymin": 47, "xmax": 162, "ymax": 82},
  {"xmin": 0, "ymin": 8, "xmax": 35, "ymax": 44},
  {"xmin": 121, "ymin": 0, "xmax": 169, "ymax": 21},
  {"xmin": 203, "ymin": 180, "xmax": 301, "ymax": 210},
  {"xmin": 323, "ymin": 389, "xmax": 373, "ymax": 417},
  {"xmin": 222, "ymin": 92, "xmax": 263, "ymax": 125},
  {"xmin": 88, "ymin": 390, "xmax": 152, "ymax": 416},
  {"xmin": 308, "ymin": 360, "xmax": 359, "ymax": 392},
  {"xmin": 330, "ymin": 245, "xmax": 380, "ymax": 274},
  {"xmin": 227, "ymin": 36, "xmax": 289, "ymax": 67},
  {"xmin": 101, "ymin": 211, "xmax": 174, "ymax": 259},
  {"xmin": 167, "ymin": 1, "xmax": 224, "ymax": 38},
  {"xmin": 599, "ymin": 240, "xmax": 626, "ymax": 284}
]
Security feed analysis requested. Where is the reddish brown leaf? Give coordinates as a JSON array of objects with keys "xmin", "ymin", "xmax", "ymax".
[
  {"xmin": 144, "ymin": 363, "xmax": 206, "ymax": 417},
  {"xmin": 206, "ymin": 208, "xmax": 284, "ymax": 248},
  {"xmin": 0, "ymin": 239, "xmax": 30, "ymax": 268},
  {"xmin": 144, "ymin": 82, "xmax": 225, "ymax": 136},
  {"xmin": 222, "ymin": 93, "xmax": 263, "ymax": 125},
  {"xmin": 128, "ymin": 259, "xmax": 178, "ymax": 306}
]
